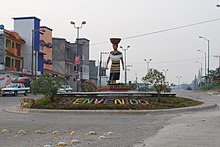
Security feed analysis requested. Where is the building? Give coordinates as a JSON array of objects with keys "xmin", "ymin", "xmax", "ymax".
[
  {"xmin": 0, "ymin": 26, "xmax": 27, "ymax": 88},
  {"xmin": 13, "ymin": 17, "xmax": 44, "ymax": 77},
  {"xmin": 89, "ymin": 60, "xmax": 98, "ymax": 85},
  {"xmin": 52, "ymin": 38, "xmax": 90, "ymax": 91},
  {"xmin": 52, "ymin": 38, "xmax": 76, "ymax": 90},
  {"xmin": 0, "ymin": 29, "xmax": 25, "ymax": 72},
  {"xmin": 89, "ymin": 60, "xmax": 108, "ymax": 86},
  {"xmin": 39, "ymin": 26, "xmax": 53, "ymax": 71},
  {"xmin": 77, "ymin": 38, "xmax": 90, "ymax": 81}
]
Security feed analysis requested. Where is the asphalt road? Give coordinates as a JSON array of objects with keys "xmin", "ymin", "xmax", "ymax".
[
  {"xmin": 0, "ymin": 91, "xmax": 219, "ymax": 147},
  {"xmin": 135, "ymin": 90, "xmax": 220, "ymax": 147}
]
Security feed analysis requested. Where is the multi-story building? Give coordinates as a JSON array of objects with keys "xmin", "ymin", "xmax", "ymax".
[
  {"xmin": 39, "ymin": 26, "xmax": 53, "ymax": 71},
  {"xmin": 0, "ymin": 17, "xmax": 95, "ymax": 91},
  {"xmin": 52, "ymin": 38, "xmax": 90, "ymax": 91},
  {"xmin": 0, "ymin": 26, "xmax": 26, "ymax": 88},
  {"xmin": 77, "ymin": 38, "xmax": 90, "ymax": 81},
  {"xmin": 52, "ymin": 38, "xmax": 76, "ymax": 90},
  {"xmin": 13, "ymin": 17, "xmax": 44, "ymax": 76},
  {"xmin": 0, "ymin": 29, "xmax": 25, "ymax": 71}
]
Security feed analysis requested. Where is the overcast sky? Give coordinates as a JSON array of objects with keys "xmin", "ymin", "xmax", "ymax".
[{"xmin": 1, "ymin": 0, "xmax": 220, "ymax": 84}]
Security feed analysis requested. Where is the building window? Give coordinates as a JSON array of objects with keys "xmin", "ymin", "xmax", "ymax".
[
  {"xmin": 74, "ymin": 66, "xmax": 77, "ymax": 72},
  {"xmin": 66, "ymin": 64, "xmax": 71, "ymax": 74},
  {"xmin": 5, "ymin": 57, "xmax": 10, "ymax": 67},
  {"xmin": 66, "ymin": 49, "xmax": 71, "ymax": 59},
  {"xmin": 80, "ymin": 54, "xmax": 85, "ymax": 60},
  {"xmin": 16, "ymin": 43, "xmax": 21, "ymax": 56},
  {"xmin": 11, "ymin": 59, "xmax": 14, "ymax": 67},
  {"xmin": 6, "ymin": 39, "xmax": 11, "ymax": 48},
  {"xmin": 12, "ymin": 42, "xmax": 15, "ymax": 48}
]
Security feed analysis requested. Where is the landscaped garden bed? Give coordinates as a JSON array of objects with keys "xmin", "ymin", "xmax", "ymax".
[{"xmin": 27, "ymin": 96, "xmax": 203, "ymax": 110}]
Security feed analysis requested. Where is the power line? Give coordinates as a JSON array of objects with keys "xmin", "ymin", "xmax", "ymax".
[
  {"xmin": 122, "ymin": 17, "xmax": 220, "ymax": 40},
  {"xmin": 90, "ymin": 17, "xmax": 220, "ymax": 46},
  {"xmin": 128, "ymin": 57, "xmax": 204, "ymax": 65}
]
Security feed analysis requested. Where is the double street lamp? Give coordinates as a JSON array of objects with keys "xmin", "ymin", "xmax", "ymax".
[
  {"xmin": 163, "ymin": 69, "xmax": 168, "ymax": 81},
  {"xmin": 144, "ymin": 59, "xmax": 152, "ymax": 73},
  {"xmin": 199, "ymin": 36, "xmax": 210, "ymax": 83},
  {"xmin": 70, "ymin": 21, "xmax": 86, "ymax": 91},
  {"xmin": 120, "ymin": 45, "xmax": 130, "ymax": 84},
  {"xmin": 70, "ymin": 21, "xmax": 86, "ymax": 39}
]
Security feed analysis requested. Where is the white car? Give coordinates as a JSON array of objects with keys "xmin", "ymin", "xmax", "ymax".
[
  {"xmin": 58, "ymin": 85, "xmax": 73, "ymax": 93},
  {"xmin": 2, "ymin": 83, "xmax": 30, "ymax": 96}
]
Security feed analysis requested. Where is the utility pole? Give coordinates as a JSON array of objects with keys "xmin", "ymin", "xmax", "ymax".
[
  {"xmin": 120, "ymin": 45, "xmax": 130, "ymax": 84},
  {"xmin": 99, "ymin": 52, "xmax": 108, "ymax": 86}
]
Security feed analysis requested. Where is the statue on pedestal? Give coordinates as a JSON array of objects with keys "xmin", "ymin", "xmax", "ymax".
[{"xmin": 106, "ymin": 38, "xmax": 124, "ymax": 84}]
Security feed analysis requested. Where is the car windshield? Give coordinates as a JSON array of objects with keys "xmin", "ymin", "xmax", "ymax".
[{"xmin": 6, "ymin": 83, "xmax": 19, "ymax": 88}]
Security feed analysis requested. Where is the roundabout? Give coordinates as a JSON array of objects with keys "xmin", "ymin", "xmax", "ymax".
[
  {"xmin": 0, "ymin": 91, "xmax": 218, "ymax": 147},
  {"xmin": 5, "ymin": 90, "xmax": 215, "ymax": 114},
  {"xmin": 16, "ymin": 90, "xmax": 205, "ymax": 111}
]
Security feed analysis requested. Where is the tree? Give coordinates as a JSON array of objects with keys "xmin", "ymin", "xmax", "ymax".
[
  {"xmin": 142, "ymin": 68, "xmax": 166, "ymax": 94},
  {"xmin": 210, "ymin": 67, "xmax": 220, "ymax": 83},
  {"xmin": 31, "ymin": 73, "xmax": 66, "ymax": 102}
]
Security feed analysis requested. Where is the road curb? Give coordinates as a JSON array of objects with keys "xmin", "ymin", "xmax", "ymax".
[{"xmin": 4, "ymin": 101, "xmax": 218, "ymax": 114}]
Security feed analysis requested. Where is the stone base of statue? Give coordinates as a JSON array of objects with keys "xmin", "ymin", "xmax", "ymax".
[{"xmin": 97, "ymin": 84, "xmax": 131, "ymax": 92}]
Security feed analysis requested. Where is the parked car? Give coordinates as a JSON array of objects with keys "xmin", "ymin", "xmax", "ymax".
[
  {"xmin": 58, "ymin": 85, "xmax": 73, "ymax": 93},
  {"xmin": 2, "ymin": 83, "xmax": 30, "ymax": 96}
]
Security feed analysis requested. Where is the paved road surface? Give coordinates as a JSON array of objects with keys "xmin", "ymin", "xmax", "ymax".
[
  {"xmin": 135, "ymin": 90, "xmax": 220, "ymax": 147},
  {"xmin": 0, "ymin": 91, "xmax": 219, "ymax": 147}
]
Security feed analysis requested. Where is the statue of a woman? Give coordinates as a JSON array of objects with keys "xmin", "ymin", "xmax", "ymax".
[{"xmin": 106, "ymin": 38, "xmax": 124, "ymax": 84}]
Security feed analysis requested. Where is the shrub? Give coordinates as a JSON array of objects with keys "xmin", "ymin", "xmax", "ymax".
[
  {"xmin": 31, "ymin": 73, "xmax": 65, "ymax": 102},
  {"xmin": 85, "ymin": 80, "xmax": 97, "ymax": 92}
]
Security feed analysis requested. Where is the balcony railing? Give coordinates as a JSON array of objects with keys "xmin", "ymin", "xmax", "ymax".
[
  {"xmin": 5, "ymin": 66, "xmax": 17, "ymax": 71},
  {"xmin": 6, "ymin": 48, "xmax": 18, "ymax": 56}
]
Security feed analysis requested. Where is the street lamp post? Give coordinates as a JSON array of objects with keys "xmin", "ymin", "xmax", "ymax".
[
  {"xmin": 199, "ymin": 36, "xmax": 210, "ymax": 83},
  {"xmin": 176, "ymin": 76, "xmax": 182, "ymax": 90},
  {"xmin": 70, "ymin": 21, "xmax": 86, "ymax": 92},
  {"xmin": 196, "ymin": 61, "xmax": 203, "ymax": 77},
  {"xmin": 144, "ymin": 59, "xmax": 152, "ymax": 73},
  {"xmin": 99, "ymin": 52, "xmax": 109, "ymax": 86},
  {"xmin": 197, "ymin": 49, "xmax": 207, "ymax": 78},
  {"xmin": 120, "ymin": 45, "xmax": 130, "ymax": 84},
  {"xmin": 163, "ymin": 69, "xmax": 168, "ymax": 81}
]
